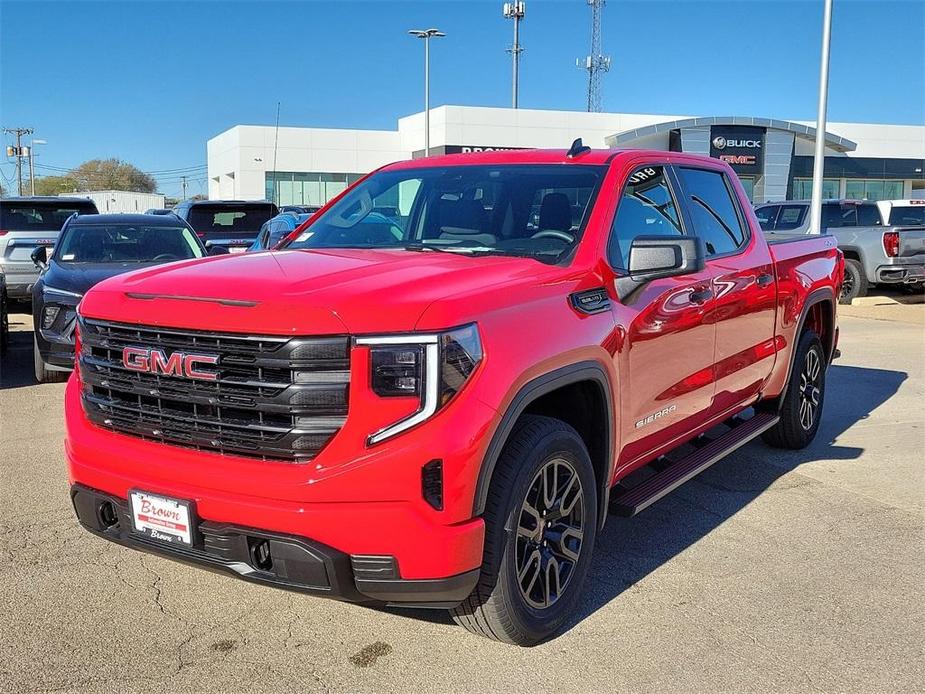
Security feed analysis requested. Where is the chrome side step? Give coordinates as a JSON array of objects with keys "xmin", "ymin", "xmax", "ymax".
[{"xmin": 609, "ymin": 412, "xmax": 780, "ymax": 517}]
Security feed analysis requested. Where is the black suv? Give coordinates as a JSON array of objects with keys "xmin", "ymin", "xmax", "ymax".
[{"xmin": 172, "ymin": 200, "xmax": 278, "ymax": 252}]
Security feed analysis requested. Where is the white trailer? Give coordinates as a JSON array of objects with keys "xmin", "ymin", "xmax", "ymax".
[{"xmin": 59, "ymin": 190, "xmax": 165, "ymax": 214}]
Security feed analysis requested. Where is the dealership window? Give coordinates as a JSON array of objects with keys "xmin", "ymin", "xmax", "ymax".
[
  {"xmin": 737, "ymin": 176, "xmax": 755, "ymax": 202},
  {"xmin": 792, "ymin": 177, "xmax": 839, "ymax": 200},
  {"xmin": 844, "ymin": 179, "xmax": 904, "ymax": 202},
  {"xmin": 265, "ymin": 172, "xmax": 363, "ymax": 206}
]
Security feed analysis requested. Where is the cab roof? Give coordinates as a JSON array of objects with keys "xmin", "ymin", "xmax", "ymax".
[{"xmin": 382, "ymin": 148, "xmax": 717, "ymax": 171}]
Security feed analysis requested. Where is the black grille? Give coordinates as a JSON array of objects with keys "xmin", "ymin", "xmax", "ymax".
[{"xmin": 77, "ymin": 317, "xmax": 350, "ymax": 462}]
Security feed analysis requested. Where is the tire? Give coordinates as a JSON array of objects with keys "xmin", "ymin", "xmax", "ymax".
[
  {"xmin": 451, "ymin": 415, "xmax": 598, "ymax": 646},
  {"xmin": 762, "ymin": 330, "xmax": 826, "ymax": 449},
  {"xmin": 839, "ymin": 259, "xmax": 867, "ymax": 304},
  {"xmin": 34, "ymin": 333, "xmax": 69, "ymax": 383}
]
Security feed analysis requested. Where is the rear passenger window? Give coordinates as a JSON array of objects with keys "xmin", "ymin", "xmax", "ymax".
[
  {"xmin": 821, "ymin": 204, "xmax": 856, "ymax": 230},
  {"xmin": 607, "ymin": 166, "xmax": 683, "ymax": 270},
  {"xmin": 754, "ymin": 206, "xmax": 779, "ymax": 231},
  {"xmin": 775, "ymin": 205, "xmax": 807, "ymax": 230},
  {"xmin": 676, "ymin": 168, "xmax": 747, "ymax": 256},
  {"xmin": 857, "ymin": 204, "xmax": 883, "ymax": 226}
]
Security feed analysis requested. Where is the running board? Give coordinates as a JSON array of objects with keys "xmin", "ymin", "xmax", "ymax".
[{"xmin": 609, "ymin": 413, "xmax": 780, "ymax": 517}]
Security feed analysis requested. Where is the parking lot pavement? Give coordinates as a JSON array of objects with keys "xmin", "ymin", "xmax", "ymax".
[{"xmin": 1, "ymin": 307, "xmax": 923, "ymax": 694}]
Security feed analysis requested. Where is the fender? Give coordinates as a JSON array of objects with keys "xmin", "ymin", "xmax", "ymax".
[
  {"xmin": 773, "ymin": 286, "xmax": 836, "ymax": 408},
  {"xmin": 472, "ymin": 360, "xmax": 615, "ymax": 530}
]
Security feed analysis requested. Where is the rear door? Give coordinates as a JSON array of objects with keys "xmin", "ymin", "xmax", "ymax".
[
  {"xmin": 673, "ymin": 165, "xmax": 777, "ymax": 414},
  {"xmin": 606, "ymin": 162, "xmax": 718, "ymax": 467}
]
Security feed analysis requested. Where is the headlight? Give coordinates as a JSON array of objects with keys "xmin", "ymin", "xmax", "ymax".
[
  {"xmin": 357, "ymin": 324, "xmax": 482, "ymax": 444},
  {"xmin": 42, "ymin": 305, "xmax": 61, "ymax": 330}
]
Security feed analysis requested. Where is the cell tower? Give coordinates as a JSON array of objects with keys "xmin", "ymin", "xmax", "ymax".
[{"xmin": 576, "ymin": 0, "xmax": 611, "ymax": 112}]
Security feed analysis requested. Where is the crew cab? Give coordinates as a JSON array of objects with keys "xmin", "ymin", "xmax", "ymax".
[
  {"xmin": 66, "ymin": 146, "xmax": 842, "ymax": 645},
  {"xmin": 755, "ymin": 198, "xmax": 924, "ymax": 302}
]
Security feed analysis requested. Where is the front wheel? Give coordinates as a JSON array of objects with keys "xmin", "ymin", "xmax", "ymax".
[
  {"xmin": 762, "ymin": 330, "xmax": 826, "ymax": 449},
  {"xmin": 34, "ymin": 333, "xmax": 69, "ymax": 384},
  {"xmin": 451, "ymin": 415, "xmax": 598, "ymax": 646}
]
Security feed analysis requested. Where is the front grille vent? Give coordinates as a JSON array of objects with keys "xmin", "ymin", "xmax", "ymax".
[{"xmin": 77, "ymin": 317, "xmax": 350, "ymax": 462}]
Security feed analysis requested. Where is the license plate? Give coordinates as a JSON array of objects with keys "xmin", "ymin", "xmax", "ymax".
[
  {"xmin": 129, "ymin": 491, "xmax": 193, "ymax": 546},
  {"xmin": 229, "ymin": 246, "xmax": 247, "ymax": 254}
]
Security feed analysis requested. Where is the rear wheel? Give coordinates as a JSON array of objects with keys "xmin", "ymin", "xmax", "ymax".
[
  {"xmin": 762, "ymin": 330, "xmax": 826, "ymax": 449},
  {"xmin": 839, "ymin": 259, "xmax": 867, "ymax": 304},
  {"xmin": 451, "ymin": 415, "xmax": 597, "ymax": 646},
  {"xmin": 34, "ymin": 333, "xmax": 69, "ymax": 383}
]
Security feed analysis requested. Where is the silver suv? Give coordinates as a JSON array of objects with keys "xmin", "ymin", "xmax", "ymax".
[{"xmin": 0, "ymin": 197, "xmax": 99, "ymax": 301}]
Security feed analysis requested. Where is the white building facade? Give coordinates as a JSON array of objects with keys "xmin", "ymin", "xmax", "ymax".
[
  {"xmin": 60, "ymin": 190, "xmax": 165, "ymax": 213},
  {"xmin": 207, "ymin": 106, "xmax": 925, "ymax": 205}
]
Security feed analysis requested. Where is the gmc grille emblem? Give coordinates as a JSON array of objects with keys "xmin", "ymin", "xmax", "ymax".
[{"xmin": 122, "ymin": 347, "xmax": 219, "ymax": 381}]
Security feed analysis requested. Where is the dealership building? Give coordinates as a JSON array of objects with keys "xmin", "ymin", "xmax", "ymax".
[{"xmin": 207, "ymin": 105, "xmax": 925, "ymax": 206}]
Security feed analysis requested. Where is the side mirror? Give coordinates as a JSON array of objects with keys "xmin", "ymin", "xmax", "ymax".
[
  {"xmin": 207, "ymin": 244, "xmax": 230, "ymax": 256},
  {"xmin": 616, "ymin": 235, "xmax": 705, "ymax": 300},
  {"xmin": 31, "ymin": 246, "xmax": 48, "ymax": 268}
]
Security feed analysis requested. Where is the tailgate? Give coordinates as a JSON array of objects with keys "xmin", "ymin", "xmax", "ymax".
[
  {"xmin": 1, "ymin": 231, "xmax": 60, "ymax": 264},
  {"xmin": 896, "ymin": 226, "xmax": 925, "ymax": 258}
]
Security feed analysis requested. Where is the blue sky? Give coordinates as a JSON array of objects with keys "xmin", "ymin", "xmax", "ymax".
[{"xmin": 2, "ymin": 0, "xmax": 923, "ymax": 197}]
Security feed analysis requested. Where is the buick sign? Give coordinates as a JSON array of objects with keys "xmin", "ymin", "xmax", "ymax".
[{"xmin": 709, "ymin": 126, "xmax": 765, "ymax": 173}]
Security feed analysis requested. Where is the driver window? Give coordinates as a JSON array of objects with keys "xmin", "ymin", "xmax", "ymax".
[{"xmin": 607, "ymin": 165, "xmax": 683, "ymax": 270}]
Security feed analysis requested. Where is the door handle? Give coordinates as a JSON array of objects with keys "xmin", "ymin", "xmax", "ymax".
[
  {"xmin": 689, "ymin": 287, "xmax": 713, "ymax": 305},
  {"xmin": 756, "ymin": 273, "xmax": 774, "ymax": 288}
]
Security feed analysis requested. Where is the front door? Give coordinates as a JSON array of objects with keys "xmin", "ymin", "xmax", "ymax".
[
  {"xmin": 606, "ymin": 163, "xmax": 718, "ymax": 470},
  {"xmin": 672, "ymin": 166, "xmax": 777, "ymax": 413}
]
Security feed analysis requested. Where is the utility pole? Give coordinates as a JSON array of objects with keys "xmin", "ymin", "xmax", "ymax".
[
  {"xmin": 4, "ymin": 127, "xmax": 34, "ymax": 196},
  {"xmin": 181, "ymin": 175, "xmax": 188, "ymax": 201},
  {"xmin": 576, "ymin": 0, "xmax": 611, "ymax": 112},
  {"xmin": 503, "ymin": 2, "xmax": 526, "ymax": 109},
  {"xmin": 808, "ymin": 0, "xmax": 834, "ymax": 235}
]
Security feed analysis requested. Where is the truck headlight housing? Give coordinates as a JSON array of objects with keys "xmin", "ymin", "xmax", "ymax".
[{"xmin": 357, "ymin": 324, "xmax": 482, "ymax": 444}]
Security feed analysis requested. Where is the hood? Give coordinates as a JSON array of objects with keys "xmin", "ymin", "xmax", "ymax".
[
  {"xmin": 43, "ymin": 261, "xmax": 162, "ymax": 297},
  {"xmin": 79, "ymin": 248, "xmax": 550, "ymax": 335}
]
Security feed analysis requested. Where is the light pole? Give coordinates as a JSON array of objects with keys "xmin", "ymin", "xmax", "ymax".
[
  {"xmin": 408, "ymin": 28, "xmax": 445, "ymax": 157},
  {"xmin": 503, "ymin": 3, "xmax": 525, "ymax": 109},
  {"xmin": 29, "ymin": 139, "xmax": 47, "ymax": 196},
  {"xmin": 809, "ymin": 0, "xmax": 834, "ymax": 235}
]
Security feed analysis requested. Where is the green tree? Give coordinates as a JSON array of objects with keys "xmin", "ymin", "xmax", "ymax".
[
  {"xmin": 68, "ymin": 158, "xmax": 157, "ymax": 193},
  {"xmin": 34, "ymin": 175, "xmax": 79, "ymax": 196}
]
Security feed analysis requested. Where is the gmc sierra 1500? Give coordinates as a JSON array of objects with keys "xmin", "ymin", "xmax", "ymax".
[{"xmin": 66, "ymin": 145, "xmax": 842, "ymax": 645}]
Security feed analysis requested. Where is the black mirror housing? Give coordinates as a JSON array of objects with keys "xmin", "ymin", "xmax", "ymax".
[
  {"xmin": 208, "ymin": 245, "xmax": 231, "ymax": 256},
  {"xmin": 31, "ymin": 246, "xmax": 48, "ymax": 267},
  {"xmin": 616, "ymin": 235, "xmax": 705, "ymax": 300}
]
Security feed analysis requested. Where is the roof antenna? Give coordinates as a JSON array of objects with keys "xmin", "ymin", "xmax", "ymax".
[{"xmin": 567, "ymin": 137, "xmax": 591, "ymax": 158}]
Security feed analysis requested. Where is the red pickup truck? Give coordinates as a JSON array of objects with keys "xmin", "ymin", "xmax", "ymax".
[{"xmin": 66, "ymin": 145, "xmax": 842, "ymax": 645}]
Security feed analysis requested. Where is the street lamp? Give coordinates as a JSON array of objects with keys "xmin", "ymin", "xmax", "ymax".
[
  {"xmin": 408, "ymin": 28, "xmax": 445, "ymax": 157},
  {"xmin": 29, "ymin": 139, "xmax": 47, "ymax": 196}
]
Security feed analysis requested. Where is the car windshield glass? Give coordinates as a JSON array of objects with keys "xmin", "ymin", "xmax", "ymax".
[
  {"xmin": 186, "ymin": 205, "xmax": 274, "ymax": 233},
  {"xmin": 0, "ymin": 202, "xmax": 96, "ymax": 231},
  {"xmin": 889, "ymin": 206, "xmax": 925, "ymax": 225},
  {"xmin": 284, "ymin": 164, "xmax": 606, "ymax": 263},
  {"xmin": 55, "ymin": 224, "xmax": 204, "ymax": 263}
]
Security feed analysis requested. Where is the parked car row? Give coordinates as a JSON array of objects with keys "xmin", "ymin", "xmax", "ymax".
[{"xmin": 754, "ymin": 198, "xmax": 925, "ymax": 303}]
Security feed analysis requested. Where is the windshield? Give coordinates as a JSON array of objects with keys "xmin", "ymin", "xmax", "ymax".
[
  {"xmin": 55, "ymin": 224, "xmax": 205, "ymax": 263},
  {"xmin": 283, "ymin": 164, "xmax": 606, "ymax": 263},
  {"xmin": 187, "ymin": 204, "xmax": 275, "ymax": 233},
  {"xmin": 0, "ymin": 201, "xmax": 97, "ymax": 232},
  {"xmin": 889, "ymin": 206, "xmax": 925, "ymax": 225}
]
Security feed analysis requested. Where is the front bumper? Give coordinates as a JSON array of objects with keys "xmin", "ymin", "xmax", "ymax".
[
  {"xmin": 71, "ymin": 483, "xmax": 479, "ymax": 607},
  {"xmin": 875, "ymin": 264, "xmax": 925, "ymax": 284}
]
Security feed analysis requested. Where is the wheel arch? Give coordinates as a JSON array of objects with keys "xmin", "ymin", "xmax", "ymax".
[{"xmin": 473, "ymin": 361, "xmax": 615, "ymax": 530}]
